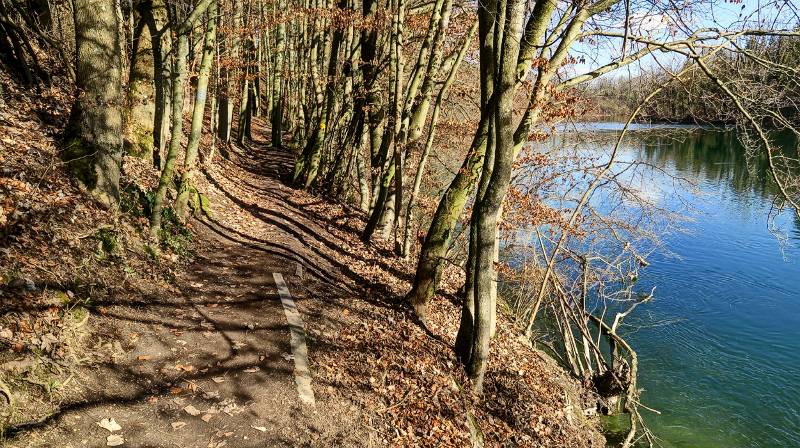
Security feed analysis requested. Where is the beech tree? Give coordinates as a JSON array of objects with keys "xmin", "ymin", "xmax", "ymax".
[
  {"xmin": 63, "ymin": 0, "xmax": 124, "ymax": 208},
  {"xmin": 148, "ymin": 0, "xmax": 214, "ymax": 239}
]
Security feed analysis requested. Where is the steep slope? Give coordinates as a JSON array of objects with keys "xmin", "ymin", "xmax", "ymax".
[{"xmin": 0, "ymin": 72, "xmax": 604, "ymax": 447}]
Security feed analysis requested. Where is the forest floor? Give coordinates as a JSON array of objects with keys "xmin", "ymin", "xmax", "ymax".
[{"xmin": 0, "ymin": 73, "xmax": 605, "ymax": 447}]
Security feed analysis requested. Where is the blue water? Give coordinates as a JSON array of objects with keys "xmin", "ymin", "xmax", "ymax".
[{"xmin": 597, "ymin": 128, "xmax": 800, "ymax": 447}]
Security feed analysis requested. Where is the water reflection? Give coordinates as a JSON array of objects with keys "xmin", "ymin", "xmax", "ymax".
[
  {"xmin": 638, "ymin": 130, "xmax": 772, "ymax": 201},
  {"xmin": 570, "ymin": 126, "xmax": 800, "ymax": 448}
]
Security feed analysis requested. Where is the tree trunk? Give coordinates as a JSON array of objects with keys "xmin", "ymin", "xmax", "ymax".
[
  {"xmin": 463, "ymin": 0, "xmax": 524, "ymax": 393},
  {"xmin": 149, "ymin": 32, "xmax": 189, "ymax": 240},
  {"xmin": 151, "ymin": 0, "xmax": 170, "ymax": 169},
  {"xmin": 407, "ymin": 0, "xmax": 559, "ymax": 320},
  {"xmin": 402, "ymin": 18, "xmax": 476, "ymax": 259},
  {"xmin": 149, "ymin": 0, "xmax": 213, "ymax": 240},
  {"xmin": 271, "ymin": 0, "xmax": 286, "ymax": 149},
  {"xmin": 63, "ymin": 0, "xmax": 124, "ymax": 208},
  {"xmin": 124, "ymin": 0, "xmax": 158, "ymax": 161},
  {"xmin": 175, "ymin": 0, "xmax": 217, "ymax": 218},
  {"xmin": 236, "ymin": 0, "xmax": 251, "ymax": 145},
  {"xmin": 407, "ymin": 112, "xmax": 491, "ymax": 320},
  {"xmin": 217, "ymin": 0, "xmax": 239, "ymax": 143}
]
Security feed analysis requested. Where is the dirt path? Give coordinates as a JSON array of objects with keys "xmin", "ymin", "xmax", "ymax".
[
  {"xmin": 5, "ymin": 132, "xmax": 373, "ymax": 447},
  {"xmin": 3, "ymin": 83, "xmax": 607, "ymax": 448}
]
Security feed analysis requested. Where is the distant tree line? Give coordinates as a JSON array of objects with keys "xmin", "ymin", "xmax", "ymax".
[{"xmin": 584, "ymin": 32, "xmax": 800, "ymax": 125}]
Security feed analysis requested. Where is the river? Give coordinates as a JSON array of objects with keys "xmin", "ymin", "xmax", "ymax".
[{"xmin": 567, "ymin": 125, "xmax": 800, "ymax": 447}]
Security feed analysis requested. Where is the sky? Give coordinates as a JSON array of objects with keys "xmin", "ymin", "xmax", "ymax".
[{"xmin": 564, "ymin": 0, "xmax": 800, "ymax": 81}]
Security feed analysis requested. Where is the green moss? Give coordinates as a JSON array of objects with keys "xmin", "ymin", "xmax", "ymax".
[
  {"xmin": 193, "ymin": 191, "xmax": 213, "ymax": 218},
  {"xmin": 67, "ymin": 306, "xmax": 90, "ymax": 326},
  {"xmin": 198, "ymin": 192, "xmax": 212, "ymax": 217},
  {"xmin": 144, "ymin": 243, "xmax": 159, "ymax": 260},
  {"xmin": 123, "ymin": 126, "xmax": 154, "ymax": 159},
  {"xmin": 61, "ymin": 136, "xmax": 98, "ymax": 190},
  {"xmin": 95, "ymin": 227, "xmax": 118, "ymax": 254},
  {"xmin": 158, "ymin": 206, "xmax": 194, "ymax": 257}
]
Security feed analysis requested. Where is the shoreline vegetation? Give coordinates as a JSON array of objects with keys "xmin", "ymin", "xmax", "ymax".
[
  {"xmin": 1, "ymin": 0, "xmax": 798, "ymax": 446},
  {"xmin": 580, "ymin": 31, "xmax": 799, "ymax": 127}
]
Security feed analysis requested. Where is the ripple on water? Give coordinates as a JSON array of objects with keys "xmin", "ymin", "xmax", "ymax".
[{"xmin": 589, "ymin": 128, "xmax": 800, "ymax": 447}]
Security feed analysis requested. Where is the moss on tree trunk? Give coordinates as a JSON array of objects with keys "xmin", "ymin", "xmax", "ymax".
[{"xmin": 64, "ymin": 0, "xmax": 123, "ymax": 208}]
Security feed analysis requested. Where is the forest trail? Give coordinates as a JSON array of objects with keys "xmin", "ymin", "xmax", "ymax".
[
  {"xmin": 1, "ymin": 78, "xmax": 609, "ymax": 448},
  {"xmin": 5, "ymin": 127, "xmax": 374, "ymax": 447}
]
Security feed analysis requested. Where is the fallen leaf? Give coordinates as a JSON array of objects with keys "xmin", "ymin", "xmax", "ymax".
[
  {"xmin": 136, "ymin": 355, "xmax": 151, "ymax": 361},
  {"xmin": 96, "ymin": 418, "xmax": 122, "ymax": 432},
  {"xmin": 171, "ymin": 421, "xmax": 186, "ymax": 429},
  {"xmin": 175, "ymin": 364, "xmax": 194, "ymax": 372},
  {"xmin": 201, "ymin": 413, "xmax": 213, "ymax": 422},
  {"xmin": 243, "ymin": 367, "xmax": 259, "ymax": 373},
  {"xmin": 184, "ymin": 405, "xmax": 201, "ymax": 416},
  {"xmin": 211, "ymin": 376, "xmax": 225, "ymax": 383},
  {"xmin": 250, "ymin": 425, "xmax": 267, "ymax": 432},
  {"xmin": 106, "ymin": 434, "xmax": 124, "ymax": 446}
]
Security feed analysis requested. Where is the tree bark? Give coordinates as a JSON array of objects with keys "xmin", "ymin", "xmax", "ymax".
[
  {"xmin": 151, "ymin": 0, "xmax": 170, "ymax": 169},
  {"xmin": 271, "ymin": 0, "xmax": 286, "ymax": 148},
  {"xmin": 149, "ymin": 0, "xmax": 213, "ymax": 240},
  {"xmin": 124, "ymin": 0, "xmax": 158, "ymax": 161},
  {"xmin": 175, "ymin": 0, "xmax": 217, "ymax": 218},
  {"xmin": 63, "ymin": 0, "xmax": 124, "ymax": 208},
  {"xmin": 463, "ymin": 0, "xmax": 524, "ymax": 393},
  {"xmin": 402, "ymin": 19, "xmax": 477, "ymax": 260}
]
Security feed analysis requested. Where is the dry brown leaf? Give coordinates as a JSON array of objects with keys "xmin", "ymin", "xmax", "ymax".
[
  {"xmin": 184, "ymin": 405, "xmax": 201, "ymax": 416},
  {"xmin": 96, "ymin": 418, "xmax": 122, "ymax": 432}
]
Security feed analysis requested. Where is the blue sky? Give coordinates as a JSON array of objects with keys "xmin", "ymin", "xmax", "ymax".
[{"xmin": 565, "ymin": 0, "xmax": 799, "ymax": 81}]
